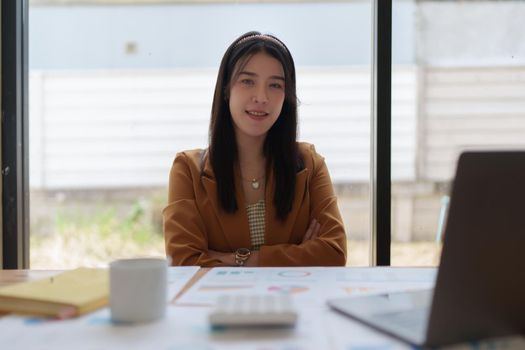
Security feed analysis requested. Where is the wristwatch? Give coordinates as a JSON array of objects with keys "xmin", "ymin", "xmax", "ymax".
[{"xmin": 234, "ymin": 248, "xmax": 251, "ymax": 266}]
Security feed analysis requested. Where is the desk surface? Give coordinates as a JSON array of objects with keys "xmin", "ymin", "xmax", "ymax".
[{"xmin": 0, "ymin": 267, "xmax": 522, "ymax": 350}]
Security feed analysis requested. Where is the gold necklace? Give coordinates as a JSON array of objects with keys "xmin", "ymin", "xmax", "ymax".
[{"xmin": 242, "ymin": 176, "xmax": 265, "ymax": 190}]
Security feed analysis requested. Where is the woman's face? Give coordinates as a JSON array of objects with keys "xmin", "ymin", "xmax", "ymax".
[{"xmin": 228, "ymin": 52, "xmax": 286, "ymax": 141}]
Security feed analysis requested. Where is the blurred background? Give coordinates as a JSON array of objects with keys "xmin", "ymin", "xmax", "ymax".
[{"xmin": 28, "ymin": 0, "xmax": 525, "ymax": 268}]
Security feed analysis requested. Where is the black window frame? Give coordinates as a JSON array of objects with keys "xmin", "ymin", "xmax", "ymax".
[
  {"xmin": 2, "ymin": 0, "xmax": 30, "ymax": 269},
  {"xmin": 1, "ymin": 0, "xmax": 391, "ymax": 268},
  {"xmin": 371, "ymin": 0, "xmax": 392, "ymax": 266}
]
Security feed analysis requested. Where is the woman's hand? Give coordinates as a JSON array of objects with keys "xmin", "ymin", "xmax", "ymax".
[
  {"xmin": 208, "ymin": 250, "xmax": 235, "ymax": 266},
  {"xmin": 302, "ymin": 218, "xmax": 321, "ymax": 243},
  {"xmin": 208, "ymin": 219, "xmax": 320, "ymax": 266}
]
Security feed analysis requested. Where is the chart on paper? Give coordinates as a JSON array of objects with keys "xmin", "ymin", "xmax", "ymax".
[{"xmin": 175, "ymin": 267, "xmax": 437, "ymax": 307}]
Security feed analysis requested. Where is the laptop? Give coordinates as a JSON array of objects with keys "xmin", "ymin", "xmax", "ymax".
[{"xmin": 328, "ymin": 151, "xmax": 525, "ymax": 348}]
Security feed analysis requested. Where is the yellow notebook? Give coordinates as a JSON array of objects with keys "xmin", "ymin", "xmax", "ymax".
[{"xmin": 0, "ymin": 268, "xmax": 109, "ymax": 318}]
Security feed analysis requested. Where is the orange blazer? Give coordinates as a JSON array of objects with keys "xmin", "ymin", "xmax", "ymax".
[{"xmin": 163, "ymin": 142, "xmax": 347, "ymax": 267}]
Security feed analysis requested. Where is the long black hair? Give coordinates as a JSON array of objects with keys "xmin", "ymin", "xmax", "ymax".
[{"xmin": 208, "ymin": 31, "xmax": 301, "ymax": 221}]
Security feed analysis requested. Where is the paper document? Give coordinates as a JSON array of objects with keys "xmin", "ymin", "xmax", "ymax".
[
  {"xmin": 176, "ymin": 267, "xmax": 437, "ymax": 307},
  {"xmin": 167, "ymin": 266, "xmax": 200, "ymax": 302}
]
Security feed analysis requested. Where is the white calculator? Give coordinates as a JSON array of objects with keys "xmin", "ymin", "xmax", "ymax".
[{"xmin": 208, "ymin": 294, "xmax": 298, "ymax": 327}]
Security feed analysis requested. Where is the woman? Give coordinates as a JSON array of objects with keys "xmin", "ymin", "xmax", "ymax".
[{"xmin": 163, "ymin": 31, "xmax": 347, "ymax": 267}]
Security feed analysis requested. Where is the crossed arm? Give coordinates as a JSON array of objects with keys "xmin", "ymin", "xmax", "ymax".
[{"xmin": 208, "ymin": 218, "xmax": 322, "ymax": 266}]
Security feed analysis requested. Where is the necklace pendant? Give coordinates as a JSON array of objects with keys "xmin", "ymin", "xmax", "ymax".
[{"xmin": 251, "ymin": 179, "xmax": 260, "ymax": 190}]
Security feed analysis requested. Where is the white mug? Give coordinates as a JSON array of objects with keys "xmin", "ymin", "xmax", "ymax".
[{"xmin": 109, "ymin": 258, "xmax": 168, "ymax": 323}]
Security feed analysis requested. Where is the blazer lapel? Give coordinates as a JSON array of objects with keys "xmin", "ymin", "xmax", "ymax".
[
  {"xmin": 265, "ymin": 168, "xmax": 308, "ymax": 245},
  {"xmin": 201, "ymin": 155, "xmax": 251, "ymax": 250}
]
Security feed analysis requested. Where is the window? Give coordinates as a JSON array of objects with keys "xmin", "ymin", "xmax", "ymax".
[
  {"xmin": 27, "ymin": 0, "xmax": 376, "ymax": 268},
  {"xmin": 391, "ymin": 0, "xmax": 525, "ymax": 265}
]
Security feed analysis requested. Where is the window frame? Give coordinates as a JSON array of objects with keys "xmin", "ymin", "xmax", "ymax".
[
  {"xmin": 1, "ymin": 0, "xmax": 30, "ymax": 269},
  {"xmin": 371, "ymin": 0, "xmax": 392, "ymax": 266}
]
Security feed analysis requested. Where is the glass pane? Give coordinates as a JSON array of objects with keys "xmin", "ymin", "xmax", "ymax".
[
  {"xmin": 391, "ymin": 0, "xmax": 525, "ymax": 266},
  {"xmin": 29, "ymin": 0, "xmax": 372, "ymax": 268}
]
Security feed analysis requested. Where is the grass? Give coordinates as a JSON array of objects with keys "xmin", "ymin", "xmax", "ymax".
[{"xmin": 30, "ymin": 203, "xmax": 166, "ymax": 269}]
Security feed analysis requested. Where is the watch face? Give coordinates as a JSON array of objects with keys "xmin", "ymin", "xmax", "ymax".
[{"xmin": 237, "ymin": 248, "xmax": 251, "ymax": 257}]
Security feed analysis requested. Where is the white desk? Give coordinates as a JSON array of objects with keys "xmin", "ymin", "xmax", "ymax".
[{"xmin": 0, "ymin": 267, "xmax": 523, "ymax": 350}]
